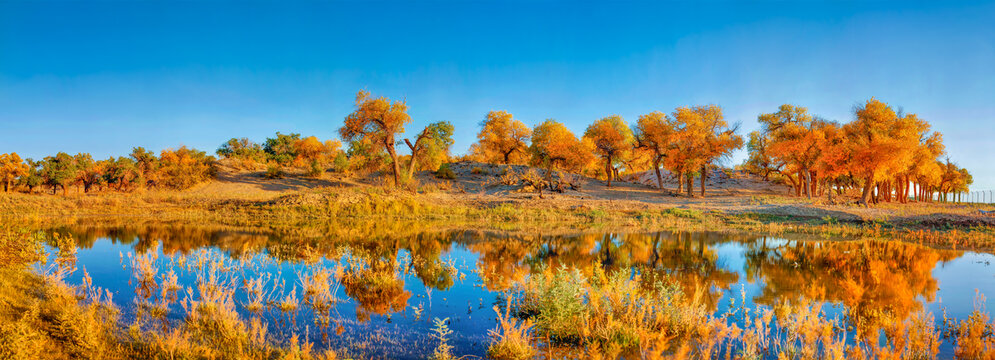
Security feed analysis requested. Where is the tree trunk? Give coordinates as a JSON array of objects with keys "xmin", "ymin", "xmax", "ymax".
[
  {"xmin": 700, "ymin": 165, "xmax": 706, "ymax": 198},
  {"xmin": 827, "ymin": 179, "xmax": 835, "ymax": 203},
  {"xmin": 784, "ymin": 173, "xmax": 799, "ymax": 197},
  {"xmin": 859, "ymin": 177, "xmax": 874, "ymax": 206},
  {"xmin": 605, "ymin": 155, "xmax": 613, "ymax": 188},
  {"xmin": 803, "ymin": 169, "xmax": 812, "ymax": 199},
  {"xmin": 686, "ymin": 171, "xmax": 694, "ymax": 197},
  {"xmin": 3, "ymin": 180, "xmax": 8, "ymax": 192},
  {"xmin": 386, "ymin": 141, "xmax": 400, "ymax": 186},
  {"xmin": 404, "ymin": 138, "xmax": 421, "ymax": 182},
  {"xmin": 677, "ymin": 171, "xmax": 684, "ymax": 194},
  {"xmin": 653, "ymin": 158, "xmax": 664, "ymax": 194}
]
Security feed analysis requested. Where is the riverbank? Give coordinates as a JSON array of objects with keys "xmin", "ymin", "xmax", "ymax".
[{"xmin": 3, "ymin": 170, "xmax": 995, "ymax": 252}]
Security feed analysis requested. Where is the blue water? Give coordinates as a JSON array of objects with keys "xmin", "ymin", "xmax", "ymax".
[{"xmin": 47, "ymin": 227, "xmax": 995, "ymax": 359}]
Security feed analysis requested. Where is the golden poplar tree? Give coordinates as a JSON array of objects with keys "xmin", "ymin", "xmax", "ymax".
[
  {"xmin": 845, "ymin": 98, "xmax": 921, "ymax": 206},
  {"xmin": 0, "ymin": 152, "xmax": 30, "ymax": 192},
  {"xmin": 530, "ymin": 119, "xmax": 594, "ymax": 180},
  {"xmin": 339, "ymin": 90, "xmax": 412, "ymax": 186},
  {"xmin": 634, "ymin": 111, "xmax": 676, "ymax": 193},
  {"xmin": 470, "ymin": 110, "xmax": 531, "ymax": 164},
  {"xmin": 583, "ymin": 115, "xmax": 634, "ymax": 188}
]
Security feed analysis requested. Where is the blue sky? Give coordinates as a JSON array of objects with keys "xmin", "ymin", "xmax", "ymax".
[{"xmin": 1, "ymin": 1, "xmax": 993, "ymax": 189}]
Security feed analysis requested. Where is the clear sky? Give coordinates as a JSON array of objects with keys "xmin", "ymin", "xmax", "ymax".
[{"xmin": 1, "ymin": 1, "xmax": 993, "ymax": 189}]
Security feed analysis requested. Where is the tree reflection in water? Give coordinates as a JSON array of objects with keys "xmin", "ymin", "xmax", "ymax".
[{"xmin": 50, "ymin": 221, "xmax": 984, "ymax": 357}]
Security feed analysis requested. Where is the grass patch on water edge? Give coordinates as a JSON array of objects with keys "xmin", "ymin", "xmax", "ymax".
[{"xmin": 2, "ymin": 189, "xmax": 995, "ymax": 252}]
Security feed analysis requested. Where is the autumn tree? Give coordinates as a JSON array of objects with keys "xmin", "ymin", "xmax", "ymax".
[
  {"xmin": 530, "ymin": 119, "xmax": 594, "ymax": 184},
  {"xmin": 73, "ymin": 153, "xmax": 105, "ymax": 193},
  {"xmin": 130, "ymin": 147, "xmax": 158, "ymax": 187},
  {"xmin": 158, "ymin": 146, "xmax": 216, "ymax": 189},
  {"xmin": 470, "ymin": 110, "xmax": 531, "ymax": 165},
  {"xmin": 41, "ymin": 152, "xmax": 77, "ymax": 195},
  {"xmin": 634, "ymin": 111, "xmax": 676, "ymax": 193},
  {"xmin": 742, "ymin": 130, "xmax": 785, "ymax": 182},
  {"xmin": 845, "ymin": 98, "xmax": 921, "ymax": 206},
  {"xmin": 403, "ymin": 121, "xmax": 455, "ymax": 179},
  {"xmin": 890, "ymin": 116, "xmax": 944, "ymax": 203},
  {"xmin": 339, "ymin": 90, "xmax": 411, "ymax": 186},
  {"xmin": 755, "ymin": 105, "xmax": 828, "ymax": 199},
  {"xmin": 583, "ymin": 115, "xmax": 634, "ymax": 188},
  {"xmin": 0, "ymin": 153, "xmax": 30, "ymax": 192},
  {"xmin": 667, "ymin": 105, "xmax": 742, "ymax": 197},
  {"xmin": 811, "ymin": 121, "xmax": 850, "ymax": 202},
  {"xmin": 19, "ymin": 159, "xmax": 43, "ymax": 193},
  {"xmin": 937, "ymin": 160, "xmax": 972, "ymax": 202},
  {"xmin": 103, "ymin": 157, "xmax": 138, "ymax": 190},
  {"xmin": 293, "ymin": 136, "xmax": 343, "ymax": 177}
]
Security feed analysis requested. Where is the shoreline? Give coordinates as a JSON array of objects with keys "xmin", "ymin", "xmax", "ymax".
[{"xmin": 3, "ymin": 182, "xmax": 995, "ymax": 252}]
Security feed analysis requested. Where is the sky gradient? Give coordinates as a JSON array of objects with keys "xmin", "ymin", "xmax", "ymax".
[{"xmin": 2, "ymin": 1, "xmax": 993, "ymax": 189}]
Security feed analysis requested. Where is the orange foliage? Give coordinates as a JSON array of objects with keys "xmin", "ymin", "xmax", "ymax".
[
  {"xmin": 845, "ymin": 98, "xmax": 923, "ymax": 205},
  {"xmin": 529, "ymin": 119, "xmax": 594, "ymax": 176},
  {"xmin": 0, "ymin": 152, "xmax": 29, "ymax": 192},
  {"xmin": 339, "ymin": 90, "xmax": 411, "ymax": 186},
  {"xmin": 666, "ymin": 105, "xmax": 742, "ymax": 197},
  {"xmin": 634, "ymin": 111, "xmax": 676, "ymax": 192},
  {"xmin": 582, "ymin": 115, "xmax": 634, "ymax": 187},
  {"xmin": 470, "ymin": 110, "xmax": 532, "ymax": 165}
]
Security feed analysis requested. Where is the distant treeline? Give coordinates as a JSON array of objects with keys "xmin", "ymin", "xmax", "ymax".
[{"xmin": 0, "ymin": 91, "xmax": 972, "ymax": 206}]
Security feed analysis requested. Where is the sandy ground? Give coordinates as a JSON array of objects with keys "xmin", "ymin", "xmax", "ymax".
[{"xmin": 190, "ymin": 161, "xmax": 995, "ymax": 226}]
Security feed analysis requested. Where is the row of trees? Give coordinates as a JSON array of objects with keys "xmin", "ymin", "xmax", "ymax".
[
  {"xmin": 216, "ymin": 132, "xmax": 346, "ymax": 177},
  {"xmin": 1, "ymin": 91, "xmax": 974, "ymax": 205},
  {"xmin": 469, "ymin": 106, "xmax": 744, "ymax": 196},
  {"xmin": 742, "ymin": 99, "xmax": 972, "ymax": 205},
  {"xmin": 0, "ymin": 147, "xmax": 215, "ymax": 195},
  {"xmin": 214, "ymin": 91, "xmax": 457, "ymax": 184}
]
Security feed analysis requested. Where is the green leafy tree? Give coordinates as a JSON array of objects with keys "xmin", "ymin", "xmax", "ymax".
[
  {"xmin": 217, "ymin": 137, "xmax": 266, "ymax": 165},
  {"xmin": 42, "ymin": 152, "xmax": 77, "ymax": 195},
  {"xmin": 19, "ymin": 158, "xmax": 43, "ymax": 193},
  {"xmin": 404, "ymin": 121, "xmax": 455, "ymax": 179},
  {"xmin": 74, "ymin": 153, "xmax": 105, "ymax": 193},
  {"xmin": 130, "ymin": 147, "xmax": 158, "ymax": 186},
  {"xmin": 103, "ymin": 157, "xmax": 138, "ymax": 190},
  {"xmin": 263, "ymin": 132, "xmax": 302, "ymax": 166}
]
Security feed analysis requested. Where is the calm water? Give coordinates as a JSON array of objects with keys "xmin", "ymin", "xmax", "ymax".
[{"xmin": 45, "ymin": 224, "xmax": 995, "ymax": 359}]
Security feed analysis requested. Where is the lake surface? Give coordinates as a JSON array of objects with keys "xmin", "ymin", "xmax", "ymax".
[{"xmin": 45, "ymin": 223, "xmax": 995, "ymax": 359}]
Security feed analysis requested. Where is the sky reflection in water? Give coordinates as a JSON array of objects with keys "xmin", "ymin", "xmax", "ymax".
[{"xmin": 48, "ymin": 225, "xmax": 995, "ymax": 359}]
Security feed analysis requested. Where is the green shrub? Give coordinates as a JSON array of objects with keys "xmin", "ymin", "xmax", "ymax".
[
  {"xmin": 306, "ymin": 161, "xmax": 324, "ymax": 178},
  {"xmin": 435, "ymin": 163, "xmax": 456, "ymax": 180},
  {"xmin": 265, "ymin": 164, "xmax": 284, "ymax": 179},
  {"xmin": 665, "ymin": 207, "xmax": 702, "ymax": 219}
]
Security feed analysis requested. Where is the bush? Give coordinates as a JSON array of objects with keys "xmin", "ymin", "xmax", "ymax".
[
  {"xmin": 435, "ymin": 163, "xmax": 456, "ymax": 180},
  {"xmin": 306, "ymin": 161, "xmax": 324, "ymax": 178},
  {"xmin": 158, "ymin": 146, "xmax": 216, "ymax": 189},
  {"xmin": 471, "ymin": 167, "xmax": 487, "ymax": 175},
  {"xmin": 0, "ymin": 229, "xmax": 45, "ymax": 269},
  {"xmin": 265, "ymin": 165, "xmax": 284, "ymax": 179},
  {"xmin": 332, "ymin": 153, "xmax": 349, "ymax": 173}
]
